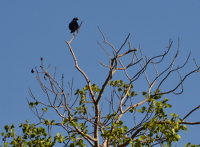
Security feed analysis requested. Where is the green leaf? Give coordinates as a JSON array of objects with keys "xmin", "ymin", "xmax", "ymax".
[
  {"xmin": 4, "ymin": 125, "xmax": 10, "ymax": 132},
  {"xmin": 129, "ymin": 107, "xmax": 135, "ymax": 113},
  {"xmin": 118, "ymin": 88, "xmax": 122, "ymax": 91},
  {"xmin": 51, "ymin": 120, "xmax": 55, "ymax": 125},
  {"xmin": 173, "ymin": 134, "xmax": 181, "ymax": 141},
  {"xmin": 11, "ymin": 124, "xmax": 15, "ymax": 129},
  {"xmin": 170, "ymin": 113, "xmax": 179, "ymax": 117},
  {"xmin": 62, "ymin": 119, "xmax": 68, "ymax": 125},
  {"xmin": 142, "ymin": 92, "xmax": 147, "ymax": 95},
  {"xmin": 139, "ymin": 135, "xmax": 146, "ymax": 140},
  {"xmin": 43, "ymin": 119, "xmax": 50, "ymax": 125},
  {"xmin": 180, "ymin": 125, "xmax": 187, "ymax": 131},
  {"xmin": 4, "ymin": 142, "xmax": 9, "ymax": 146}
]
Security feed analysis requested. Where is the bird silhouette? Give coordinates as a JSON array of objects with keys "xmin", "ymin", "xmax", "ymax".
[{"xmin": 69, "ymin": 17, "xmax": 79, "ymax": 33}]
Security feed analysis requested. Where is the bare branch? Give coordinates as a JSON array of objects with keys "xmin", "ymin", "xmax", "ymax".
[
  {"xmin": 182, "ymin": 105, "xmax": 200, "ymax": 121},
  {"xmin": 117, "ymin": 33, "xmax": 130, "ymax": 54},
  {"xmin": 98, "ymin": 26, "xmax": 117, "ymax": 53},
  {"xmin": 97, "ymin": 40, "xmax": 111, "ymax": 58},
  {"xmin": 65, "ymin": 40, "xmax": 96, "ymax": 103}
]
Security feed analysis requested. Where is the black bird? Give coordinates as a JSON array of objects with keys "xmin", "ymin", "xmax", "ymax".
[{"xmin": 69, "ymin": 17, "xmax": 79, "ymax": 33}]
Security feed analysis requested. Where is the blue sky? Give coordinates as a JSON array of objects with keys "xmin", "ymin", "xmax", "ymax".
[{"xmin": 1, "ymin": 1, "xmax": 200, "ymax": 146}]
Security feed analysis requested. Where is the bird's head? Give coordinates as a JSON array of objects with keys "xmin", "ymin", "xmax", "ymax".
[{"xmin": 73, "ymin": 17, "xmax": 79, "ymax": 21}]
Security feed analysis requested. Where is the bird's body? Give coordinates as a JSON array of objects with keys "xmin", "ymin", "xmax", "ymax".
[{"xmin": 69, "ymin": 17, "xmax": 79, "ymax": 33}]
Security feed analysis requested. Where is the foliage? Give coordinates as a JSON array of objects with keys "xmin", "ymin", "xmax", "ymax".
[{"xmin": 1, "ymin": 120, "xmax": 59, "ymax": 147}]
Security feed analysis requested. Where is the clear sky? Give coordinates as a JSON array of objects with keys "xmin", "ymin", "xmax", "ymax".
[{"xmin": 1, "ymin": 1, "xmax": 200, "ymax": 146}]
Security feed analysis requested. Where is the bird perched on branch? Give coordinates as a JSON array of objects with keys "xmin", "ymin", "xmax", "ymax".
[{"xmin": 69, "ymin": 17, "xmax": 79, "ymax": 33}]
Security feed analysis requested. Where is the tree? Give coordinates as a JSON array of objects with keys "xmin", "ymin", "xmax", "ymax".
[{"xmin": 1, "ymin": 26, "xmax": 200, "ymax": 147}]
